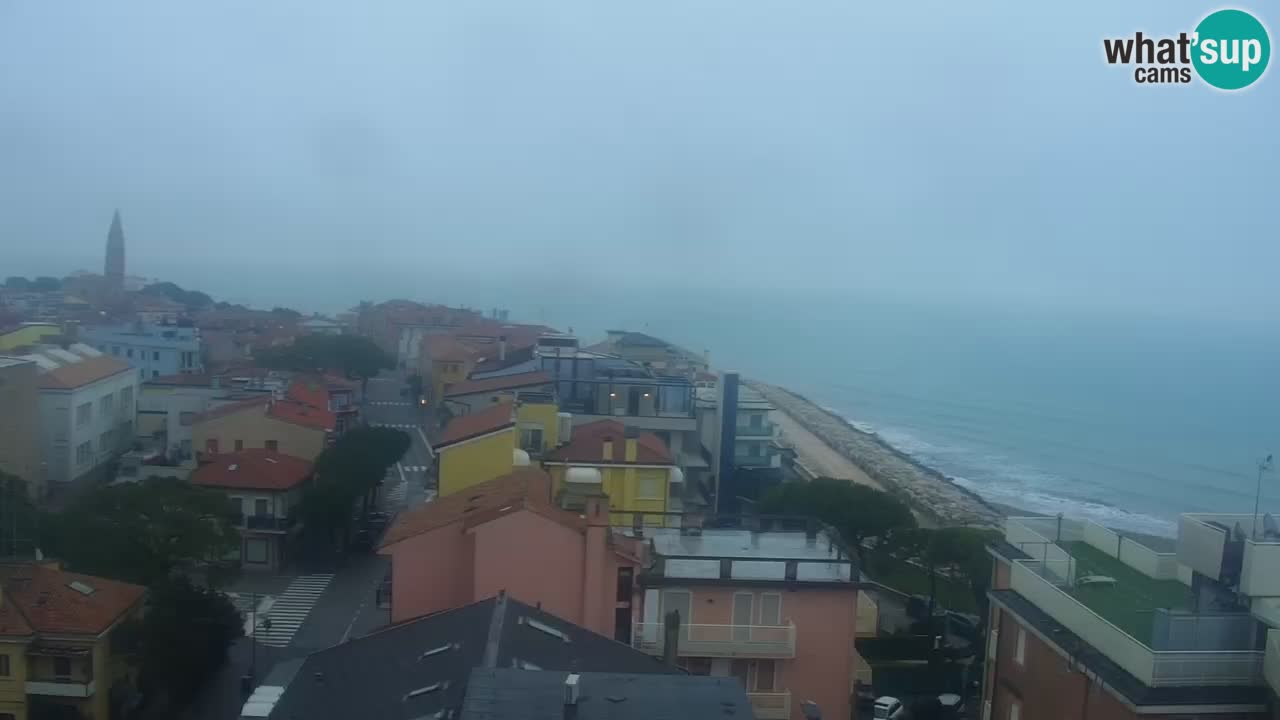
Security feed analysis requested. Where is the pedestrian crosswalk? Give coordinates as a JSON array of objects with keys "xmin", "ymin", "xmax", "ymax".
[
  {"xmin": 384, "ymin": 478, "xmax": 407, "ymax": 507},
  {"xmin": 369, "ymin": 401, "xmax": 413, "ymax": 407},
  {"xmin": 400, "ymin": 464, "xmax": 429, "ymax": 473},
  {"xmin": 373, "ymin": 422, "xmax": 417, "ymax": 429},
  {"xmin": 253, "ymin": 573, "xmax": 334, "ymax": 648}
]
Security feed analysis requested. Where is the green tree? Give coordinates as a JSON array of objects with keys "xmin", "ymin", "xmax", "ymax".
[
  {"xmin": 759, "ymin": 477, "xmax": 916, "ymax": 563},
  {"xmin": 301, "ymin": 427, "xmax": 410, "ymax": 545},
  {"xmin": 255, "ymin": 334, "xmax": 393, "ymax": 381},
  {"xmin": 881, "ymin": 525, "xmax": 1001, "ymax": 616},
  {"xmin": 0, "ymin": 471, "xmax": 42, "ymax": 558},
  {"xmin": 140, "ymin": 281, "xmax": 214, "ymax": 309},
  {"xmin": 137, "ymin": 576, "xmax": 242, "ymax": 712},
  {"xmin": 44, "ymin": 477, "xmax": 239, "ymax": 586}
]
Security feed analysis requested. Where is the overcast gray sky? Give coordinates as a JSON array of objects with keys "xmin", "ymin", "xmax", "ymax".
[{"xmin": 1, "ymin": 1, "xmax": 1275, "ymax": 319}]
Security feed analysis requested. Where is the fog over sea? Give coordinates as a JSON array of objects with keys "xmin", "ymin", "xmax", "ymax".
[{"xmin": 182, "ymin": 271, "xmax": 1280, "ymax": 537}]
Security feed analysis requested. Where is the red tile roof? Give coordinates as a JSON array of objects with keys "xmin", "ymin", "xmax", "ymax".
[
  {"xmin": 436, "ymin": 402, "xmax": 515, "ymax": 449},
  {"xmin": 379, "ymin": 469, "xmax": 580, "ymax": 548},
  {"xmin": 38, "ymin": 355, "xmax": 133, "ymax": 390},
  {"xmin": 0, "ymin": 563, "xmax": 145, "ymax": 637},
  {"xmin": 545, "ymin": 419, "xmax": 674, "ymax": 465},
  {"xmin": 191, "ymin": 449, "xmax": 314, "ymax": 491},
  {"xmin": 443, "ymin": 371, "xmax": 553, "ymax": 398},
  {"xmin": 286, "ymin": 377, "xmax": 331, "ymax": 410},
  {"xmin": 268, "ymin": 399, "xmax": 336, "ymax": 432}
]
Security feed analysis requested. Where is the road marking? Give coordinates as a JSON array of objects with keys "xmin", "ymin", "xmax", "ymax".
[
  {"xmin": 370, "ymin": 401, "xmax": 414, "ymax": 407},
  {"xmin": 417, "ymin": 426, "xmax": 434, "ymax": 459},
  {"xmin": 399, "ymin": 465, "xmax": 428, "ymax": 472},
  {"xmin": 253, "ymin": 573, "xmax": 335, "ymax": 648},
  {"xmin": 372, "ymin": 423, "xmax": 416, "ymax": 429}
]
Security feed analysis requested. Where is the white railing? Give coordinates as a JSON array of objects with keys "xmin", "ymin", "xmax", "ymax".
[
  {"xmin": 26, "ymin": 680, "xmax": 95, "ymax": 698},
  {"xmin": 631, "ymin": 622, "xmax": 796, "ymax": 658},
  {"xmin": 1083, "ymin": 520, "xmax": 1179, "ymax": 580},
  {"xmin": 1009, "ymin": 560, "xmax": 1263, "ymax": 686},
  {"xmin": 748, "ymin": 691, "xmax": 791, "ymax": 720},
  {"xmin": 1264, "ymin": 629, "xmax": 1280, "ymax": 694}
]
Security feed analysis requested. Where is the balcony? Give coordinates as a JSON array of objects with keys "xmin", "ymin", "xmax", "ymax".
[
  {"xmin": 631, "ymin": 622, "xmax": 796, "ymax": 658},
  {"xmin": 748, "ymin": 691, "xmax": 791, "ymax": 720},
  {"xmin": 26, "ymin": 678, "xmax": 96, "ymax": 698},
  {"xmin": 735, "ymin": 422, "xmax": 775, "ymax": 439},
  {"xmin": 556, "ymin": 378, "xmax": 695, "ymax": 430}
]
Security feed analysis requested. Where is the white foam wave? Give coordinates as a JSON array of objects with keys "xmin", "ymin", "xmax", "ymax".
[{"xmin": 819, "ymin": 405, "xmax": 1177, "ymax": 537}]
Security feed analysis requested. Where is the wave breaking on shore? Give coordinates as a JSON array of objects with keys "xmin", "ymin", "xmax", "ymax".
[{"xmin": 748, "ymin": 380, "xmax": 1002, "ymax": 528}]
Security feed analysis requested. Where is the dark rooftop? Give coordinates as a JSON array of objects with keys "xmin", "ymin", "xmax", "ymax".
[
  {"xmin": 267, "ymin": 594, "xmax": 679, "ymax": 720},
  {"xmin": 459, "ymin": 668, "xmax": 751, "ymax": 720}
]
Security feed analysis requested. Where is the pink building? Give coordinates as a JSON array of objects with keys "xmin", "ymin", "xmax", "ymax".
[
  {"xmin": 626, "ymin": 522, "xmax": 860, "ymax": 720},
  {"xmin": 378, "ymin": 468, "xmax": 643, "ymax": 638}
]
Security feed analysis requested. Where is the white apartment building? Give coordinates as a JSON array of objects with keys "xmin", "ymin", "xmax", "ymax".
[{"xmin": 20, "ymin": 344, "xmax": 139, "ymax": 485}]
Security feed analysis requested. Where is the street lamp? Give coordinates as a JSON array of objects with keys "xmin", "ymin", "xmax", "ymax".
[{"xmin": 1252, "ymin": 454, "xmax": 1274, "ymax": 540}]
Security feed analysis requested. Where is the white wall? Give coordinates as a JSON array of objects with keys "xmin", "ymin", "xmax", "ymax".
[{"xmin": 41, "ymin": 369, "xmax": 138, "ymax": 483}]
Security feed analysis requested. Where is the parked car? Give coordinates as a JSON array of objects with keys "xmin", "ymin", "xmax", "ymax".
[{"xmin": 873, "ymin": 697, "xmax": 905, "ymax": 719}]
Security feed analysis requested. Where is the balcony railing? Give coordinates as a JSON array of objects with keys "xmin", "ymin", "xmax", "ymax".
[
  {"xmin": 748, "ymin": 691, "xmax": 791, "ymax": 720},
  {"xmin": 26, "ymin": 678, "xmax": 96, "ymax": 698},
  {"xmin": 735, "ymin": 422, "xmax": 775, "ymax": 438},
  {"xmin": 631, "ymin": 622, "xmax": 796, "ymax": 658},
  {"xmin": 1009, "ymin": 560, "xmax": 1263, "ymax": 687}
]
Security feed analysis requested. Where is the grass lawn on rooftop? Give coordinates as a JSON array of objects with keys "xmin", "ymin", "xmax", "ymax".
[{"xmin": 1063, "ymin": 542, "xmax": 1191, "ymax": 645}]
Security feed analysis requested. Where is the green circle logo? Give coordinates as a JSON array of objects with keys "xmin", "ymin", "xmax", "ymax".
[{"xmin": 1192, "ymin": 9, "xmax": 1270, "ymax": 90}]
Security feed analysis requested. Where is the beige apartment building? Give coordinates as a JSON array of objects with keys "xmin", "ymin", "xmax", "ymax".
[
  {"xmin": 0, "ymin": 357, "xmax": 43, "ymax": 500},
  {"xmin": 191, "ymin": 396, "xmax": 334, "ymax": 462}
]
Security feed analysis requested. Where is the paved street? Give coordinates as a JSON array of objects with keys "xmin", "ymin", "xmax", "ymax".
[{"xmin": 186, "ymin": 371, "xmax": 437, "ymax": 719}]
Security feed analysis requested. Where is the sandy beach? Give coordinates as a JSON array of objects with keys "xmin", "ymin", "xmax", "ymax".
[{"xmin": 750, "ymin": 380, "xmax": 1002, "ymax": 528}]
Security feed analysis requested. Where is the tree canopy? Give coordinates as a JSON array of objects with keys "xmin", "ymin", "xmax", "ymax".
[
  {"xmin": 301, "ymin": 426, "xmax": 410, "ymax": 544},
  {"xmin": 136, "ymin": 575, "xmax": 242, "ymax": 711},
  {"xmin": 43, "ymin": 477, "xmax": 240, "ymax": 586},
  {"xmin": 255, "ymin": 334, "xmax": 394, "ymax": 380},
  {"xmin": 140, "ymin": 281, "xmax": 214, "ymax": 309},
  {"xmin": 759, "ymin": 477, "xmax": 916, "ymax": 561}
]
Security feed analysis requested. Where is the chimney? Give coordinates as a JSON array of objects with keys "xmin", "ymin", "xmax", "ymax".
[
  {"xmin": 602, "ymin": 440, "xmax": 613, "ymax": 462},
  {"xmin": 582, "ymin": 495, "xmax": 609, "ymax": 634},
  {"xmin": 498, "ymin": 335, "xmax": 507, "ymax": 361},
  {"xmin": 662, "ymin": 610, "xmax": 681, "ymax": 667},
  {"xmin": 564, "ymin": 673, "xmax": 581, "ymax": 717}
]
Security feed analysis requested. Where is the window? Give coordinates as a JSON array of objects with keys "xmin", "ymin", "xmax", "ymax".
[
  {"xmin": 0, "ymin": 654, "xmax": 9, "ymax": 676},
  {"xmin": 152, "ymin": 370, "xmax": 159, "ymax": 378},
  {"xmin": 1009, "ymin": 700, "xmax": 1021, "ymax": 720},
  {"xmin": 180, "ymin": 411, "xmax": 196, "ymax": 426},
  {"xmin": 126, "ymin": 348, "xmax": 133, "ymax": 359},
  {"xmin": 230, "ymin": 497, "xmax": 244, "ymax": 517},
  {"xmin": 53, "ymin": 656, "xmax": 71, "ymax": 678},
  {"xmin": 75, "ymin": 402, "xmax": 91, "ymax": 427},
  {"xmin": 206, "ymin": 438, "xmax": 219, "ymax": 454},
  {"xmin": 637, "ymin": 474, "xmax": 662, "ymax": 500},
  {"xmin": 750, "ymin": 413, "xmax": 762, "ymax": 428},
  {"xmin": 759, "ymin": 593, "xmax": 782, "ymax": 626},
  {"xmin": 120, "ymin": 386, "xmax": 133, "ymax": 408},
  {"xmin": 112, "ymin": 345, "xmax": 120, "ymax": 355},
  {"xmin": 234, "ymin": 439, "xmax": 244, "ymax": 451},
  {"xmin": 120, "ymin": 419, "xmax": 133, "ymax": 441},
  {"xmin": 254, "ymin": 498, "xmax": 270, "ymax": 517},
  {"xmin": 99, "ymin": 393, "xmax": 114, "ymax": 419},
  {"xmin": 1014, "ymin": 626, "xmax": 1026, "ymax": 666},
  {"xmin": 153, "ymin": 351, "xmax": 160, "ymax": 361},
  {"xmin": 245, "ymin": 538, "xmax": 269, "ymax": 564},
  {"xmin": 754, "ymin": 660, "xmax": 775, "ymax": 691},
  {"xmin": 520, "ymin": 427, "xmax": 544, "ymax": 451},
  {"xmin": 99, "ymin": 429, "xmax": 113, "ymax": 451},
  {"xmin": 616, "ymin": 567, "xmax": 634, "ymax": 602},
  {"xmin": 265, "ymin": 440, "xmax": 279, "ymax": 452},
  {"xmin": 75, "ymin": 441, "xmax": 93, "ymax": 466}
]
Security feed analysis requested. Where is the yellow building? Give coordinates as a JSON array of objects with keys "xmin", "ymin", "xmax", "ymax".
[
  {"xmin": 191, "ymin": 396, "xmax": 333, "ymax": 461},
  {"xmin": 0, "ymin": 563, "xmax": 147, "ymax": 720},
  {"xmin": 0, "ymin": 359, "xmax": 43, "ymax": 501},
  {"xmin": 418, "ymin": 337, "xmax": 479, "ymax": 407},
  {"xmin": 435, "ymin": 402, "xmax": 518, "ymax": 498},
  {"xmin": 0, "ymin": 323, "xmax": 61, "ymax": 352},
  {"xmin": 543, "ymin": 419, "xmax": 679, "ymax": 525}
]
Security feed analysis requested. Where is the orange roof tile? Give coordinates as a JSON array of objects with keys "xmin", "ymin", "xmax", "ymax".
[
  {"xmin": 443, "ymin": 371, "xmax": 553, "ymax": 398},
  {"xmin": 436, "ymin": 402, "xmax": 515, "ymax": 448},
  {"xmin": 191, "ymin": 449, "xmax": 314, "ymax": 491},
  {"xmin": 191, "ymin": 395, "xmax": 271, "ymax": 424},
  {"xmin": 286, "ymin": 377, "xmax": 330, "ymax": 410},
  {"xmin": 427, "ymin": 337, "xmax": 479, "ymax": 363},
  {"xmin": 0, "ymin": 563, "xmax": 145, "ymax": 637},
  {"xmin": 38, "ymin": 355, "xmax": 133, "ymax": 390},
  {"xmin": 379, "ymin": 469, "xmax": 579, "ymax": 548},
  {"xmin": 268, "ymin": 399, "xmax": 336, "ymax": 432},
  {"xmin": 545, "ymin": 419, "xmax": 674, "ymax": 465}
]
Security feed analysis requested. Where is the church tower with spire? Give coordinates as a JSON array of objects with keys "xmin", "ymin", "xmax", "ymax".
[{"xmin": 105, "ymin": 210, "xmax": 126, "ymax": 291}]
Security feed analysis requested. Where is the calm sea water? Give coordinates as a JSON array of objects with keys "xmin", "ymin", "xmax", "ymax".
[{"xmin": 204, "ymin": 273, "xmax": 1280, "ymax": 537}]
